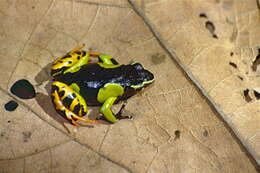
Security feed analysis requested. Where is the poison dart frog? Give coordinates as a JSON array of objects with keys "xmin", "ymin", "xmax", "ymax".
[{"xmin": 50, "ymin": 44, "xmax": 154, "ymax": 126}]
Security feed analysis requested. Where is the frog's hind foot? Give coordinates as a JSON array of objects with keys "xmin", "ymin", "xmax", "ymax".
[
  {"xmin": 51, "ymin": 81, "xmax": 99, "ymax": 126},
  {"xmin": 70, "ymin": 44, "xmax": 85, "ymax": 53},
  {"xmin": 71, "ymin": 114, "xmax": 100, "ymax": 125}
]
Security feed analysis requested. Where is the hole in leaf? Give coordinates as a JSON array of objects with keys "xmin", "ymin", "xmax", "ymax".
[
  {"xmin": 252, "ymin": 49, "xmax": 260, "ymax": 71},
  {"xmin": 174, "ymin": 130, "xmax": 181, "ymax": 139},
  {"xmin": 212, "ymin": 34, "xmax": 218, "ymax": 39},
  {"xmin": 22, "ymin": 131, "xmax": 32, "ymax": 143},
  {"xmin": 205, "ymin": 21, "xmax": 215, "ymax": 34},
  {"xmin": 205, "ymin": 21, "xmax": 218, "ymax": 39},
  {"xmin": 253, "ymin": 90, "xmax": 260, "ymax": 100},
  {"xmin": 230, "ymin": 52, "xmax": 234, "ymax": 56},
  {"xmin": 229, "ymin": 62, "xmax": 237, "ymax": 68},
  {"xmin": 237, "ymin": 76, "xmax": 243, "ymax": 81},
  {"xmin": 243, "ymin": 89, "xmax": 252, "ymax": 102},
  {"xmin": 199, "ymin": 13, "xmax": 207, "ymax": 18},
  {"xmin": 203, "ymin": 130, "xmax": 208, "ymax": 137}
]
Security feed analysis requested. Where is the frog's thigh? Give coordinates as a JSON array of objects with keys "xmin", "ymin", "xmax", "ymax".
[
  {"xmin": 98, "ymin": 83, "xmax": 124, "ymax": 123},
  {"xmin": 52, "ymin": 81, "xmax": 88, "ymax": 116}
]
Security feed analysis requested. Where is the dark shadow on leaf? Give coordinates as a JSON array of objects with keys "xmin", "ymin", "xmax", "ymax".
[
  {"xmin": 35, "ymin": 63, "xmax": 52, "ymax": 85},
  {"xmin": 35, "ymin": 92, "xmax": 97, "ymax": 129},
  {"xmin": 35, "ymin": 92, "xmax": 70, "ymax": 131}
]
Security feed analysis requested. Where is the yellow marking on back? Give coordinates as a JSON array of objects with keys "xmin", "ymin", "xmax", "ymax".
[
  {"xmin": 52, "ymin": 52, "xmax": 83, "ymax": 70},
  {"xmin": 51, "ymin": 44, "xmax": 89, "ymax": 75},
  {"xmin": 97, "ymin": 63, "xmax": 121, "ymax": 69},
  {"xmin": 63, "ymin": 52, "xmax": 89, "ymax": 74}
]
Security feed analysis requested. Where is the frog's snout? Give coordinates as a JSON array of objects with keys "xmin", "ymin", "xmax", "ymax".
[{"xmin": 143, "ymin": 70, "xmax": 154, "ymax": 82}]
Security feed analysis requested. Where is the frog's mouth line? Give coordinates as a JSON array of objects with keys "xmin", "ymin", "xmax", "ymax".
[{"xmin": 130, "ymin": 78, "xmax": 155, "ymax": 89}]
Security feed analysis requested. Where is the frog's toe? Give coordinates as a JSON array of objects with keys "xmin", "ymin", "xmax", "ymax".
[
  {"xmin": 71, "ymin": 114, "xmax": 100, "ymax": 124},
  {"xmin": 115, "ymin": 101, "xmax": 133, "ymax": 120},
  {"xmin": 115, "ymin": 114, "xmax": 133, "ymax": 120},
  {"xmin": 96, "ymin": 116, "xmax": 106, "ymax": 121},
  {"xmin": 116, "ymin": 100, "xmax": 127, "ymax": 116},
  {"xmin": 70, "ymin": 118, "xmax": 80, "ymax": 127}
]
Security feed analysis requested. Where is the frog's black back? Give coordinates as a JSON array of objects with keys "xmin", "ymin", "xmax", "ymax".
[{"xmin": 54, "ymin": 63, "xmax": 146, "ymax": 105}]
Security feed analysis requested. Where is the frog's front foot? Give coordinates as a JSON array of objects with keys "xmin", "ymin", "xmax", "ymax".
[
  {"xmin": 98, "ymin": 100, "xmax": 132, "ymax": 122},
  {"xmin": 115, "ymin": 101, "xmax": 133, "ymax": 120}
]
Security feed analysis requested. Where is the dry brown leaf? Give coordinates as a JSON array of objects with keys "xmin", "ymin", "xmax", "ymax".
[{"xmin": 130, "ymin": 0, "xmax": 260, "ymax": 167}]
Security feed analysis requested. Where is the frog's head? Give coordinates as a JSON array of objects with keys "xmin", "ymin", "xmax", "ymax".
[
  {"xmin": 51, "ymin": 51, "xmax": 87, "ymax": 77},
  {"xmin": 130, "ymin": 62, "xmax": 155, "ymax": 89}
]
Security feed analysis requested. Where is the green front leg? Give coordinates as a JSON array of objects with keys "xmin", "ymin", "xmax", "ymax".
[
  {"xmin": 99, "ymin": 54, "xmax": 115, "ymax": 65},
  {"xmin": 100, "ymin": 97, "xmax": 119, "ymax": 123},
  {"xmin": 89, "ymin": 52, "xmax": 120, "ymax": 68}
]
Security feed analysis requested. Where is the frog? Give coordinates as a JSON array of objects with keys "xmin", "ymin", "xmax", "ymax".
[{"xmin": 50, "ymin": 44, "xmax": 154, "ymax": 126}]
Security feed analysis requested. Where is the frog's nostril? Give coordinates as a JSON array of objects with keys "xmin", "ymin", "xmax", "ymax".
[
  {"xmin": 133, "ymin": 63, "xmax": 143, "ymax": 70},
  {"xmin": 147, "ymin": 72, "xmax": 154, "ymax": 81}
]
